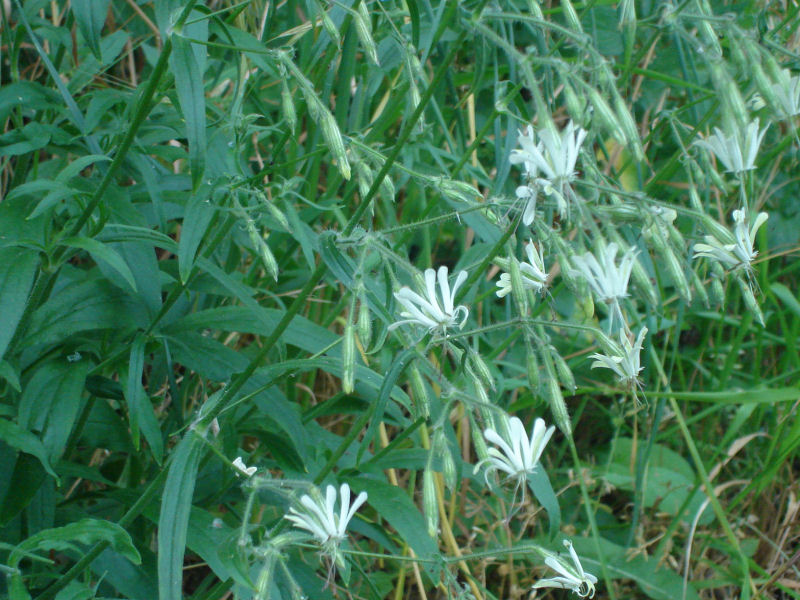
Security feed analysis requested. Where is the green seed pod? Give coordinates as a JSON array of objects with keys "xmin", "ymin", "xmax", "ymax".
[
  {"xmin": 353, "ymin": 3, "xmax": 379, "ymax": 65},
  {"xmin": 422, "ymin": 467, "xmax": 439, "ymax": 538},
  {"xmin": 342, "ymin": 316, "xmax": 356, "ymax": 394},
  {"xmin": 256, "ymin": 192, "xmax": 290, "ymax": 231},
  {"xmin": 588, "ymin": 88, "xmax": 625, "ymax": 146},
  {"xmin": 357, "ymin": 297, "xmax": 372, "ymax": 350},
  {"xmin": 737, "ymin": 276, "xmax": 765, "ymax": 326},
  {"xmin": 470, "ymin": 414, "xmax": 490, "ymax": 464},
  {"xmin": 254, "ymin": 553, "xmax": 276, "ymax": 600},
  {"xmin": 246, "ymin": 218, "xmax": 279, "ymax": 281},
  {"xmin": 709, "ymin": 276, "xmax": 726, "ymax": 306},
  {"xmin": 409, "ymin": 365, "xmax": 430, "ymax": 419},
  {"xmin": 434, "ymin": 429, "xmax": 457, "ymax": 492},
  {"xmin": 508, "ymin": 254, "xmax": 529, "ymax": 316},
  {"xmin": 468, "ymin": 365, "xmax": 490, "ymax": 406},
  {"xmin": 280, "ymin": 78, "xmax": 296, "ymax": 135},
  {"xmin": 561, "ymin": 77, "xmax": 588, "ymax": 125},
  {"xmin": 551, "ymin": 347, "xmax": 576, "ymax": 393},
  {"xmin": 316, "ymin": 1, "xmax": 340, "ymax": 45},
  {"xmin": 526, "ymin": 347, "xmax": 541, "ymax": 391},
  {"xmin": 541, "ymin": 351, "xmax": 571, "ymax": 436},
  {"xmin": 690, "ymin": 269, "xmax": 710, "ymax": 307},
  {"xmin": 612, "ymin": 93, "xmax": 644, "ymax": 162},
  {"xmin": 469, "ymin": 350, "xmax": 495, "ymax": 391},
  {"xmin": 320, "ymin": 109, "xmax": 351, "ymax": 180},
  {"xmin": 561, "ymin": 0, "xmax": 583, "ymax": 32},
  {"xmin": 664, "ymin": 243, "xmax": 692, "ymax": 303}
]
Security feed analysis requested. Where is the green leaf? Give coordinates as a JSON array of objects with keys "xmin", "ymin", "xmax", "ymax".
[
  {"xmin": 527, "ymin": 468, "xmax": 561, "ymax": 539},
  {"xmin": 169, "ymin": 34, "xmax": 207, "ymax": 191},
  {"xmin": 70, "ymin": 0, "xmax": 111, "ymax": 60},
  {"xmin": 18, "ymin": 359, "xmax": 90, "ymax": 462},
  {"xmin": 643, "ymin": 388, "xmax": 799, "ymax": 404},
  {"xmin": 770, "ymin": 282, "xmax": 800, "ymax": 318},
  {"xmin": 178, "ymin": 187, "xmax": 215, "ymax": 283},
  {"xmin": 125, "ymin": 334, "xmax": 163, "ymax": 462},
  {"xmin": 62, "ymin": 236, "xmax": 138, "ymax": 292},
  {"xmin": 0, "ymin": 247, "xmax": 39, "ymax": 361},
  {"xmin": 0, "ymin": 419, "xmax": 59, "ymax": 481},
  {"xmin": 9, "ymin": 518, "xmax": 140, "ymax": 569},
  {"xmin": 158, "ymin": 431, "xmax": 206, "ymax": 600}
]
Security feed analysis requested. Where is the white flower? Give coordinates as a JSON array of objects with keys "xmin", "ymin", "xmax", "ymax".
[
  {"xmin": 285, "ymin": 483, "xmax": 368, "ymax": 550},
  {"xmin": 770, "ymin": 69, "xmax": 800, "ymax": 119},
  {"xmin": 232, "ymin": 456, "xmax": 256, "ymax": 477},
  {"xmin": 693, "ymin": 207, "xmax": 768, "ymax": 272},
  {"xmin": 496, "ymin": 240, "xmax": 548, "ymax": 298},
  {"xmin": 695, "ymin": 119, "xmax": 767, "ymax": 174},
  {"xmin": 570, "ymin": 243, "xmax": 637, "ymax": 328},
  {"xmin": 389, "ymin": 266, "xmax": 469, "ymax": 335},
  {"xmin": 533, "ymin": 539, "xmax": 598, "ymax": 598},
  {"xmin": 510, "ymin": 121, "xmax": 587, "ymax": 223},
  {"xmin": 474, "ymin": 416, "xmax": 555, "ymax": 488},
  {"xmin": 590, "ymin": 327, "xmax": 647, "ymax": 387}
]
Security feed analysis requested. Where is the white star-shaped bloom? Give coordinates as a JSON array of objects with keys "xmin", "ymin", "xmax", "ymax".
[
  {"xmin": 496, "ymin": 240, "xmax": 548, "ymax": 298},
  {"xmin": 590, "ymin": 326, "xmax": 647, "ymax": 387},
  {"xmin": 570, "ymin": 243, "xmax": 637, "ymax": 329},
  {"xmin": 509, "ymin": 121, "xmax": 587, "ymax": 223},
  {"xmin": 285, "ymin": 484, "xmax": 368, "ymax": 551},
  {"xmin": 533, "ymin": 539, "xmax": 598, "ymax": 597},
  {"xmin": 693, "ymin": 207, "xmax": 768, "ymax": 272},
  {"xmin": 389, "ymin": 266, "xmax": 469, "ymax": 335},
  {"xmin": 695, "ymin": 119, "xmax": 767, "ymax": 174},
  {"xmin": 474, "ymin": 416, "xmax": 555, "ymax": 490},
  {"xmin": 770, "ymin": 69, "xmax": 800, "ymax": 119}
]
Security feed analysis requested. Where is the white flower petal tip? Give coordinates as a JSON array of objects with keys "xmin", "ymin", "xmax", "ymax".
[
  {"xmin": 232, "ymin": 456, "xmax": 257, "ymax": 477},
  {"xmin": 532, "ymin": 539, "xmax": 598, "ymax": 597},
  {"xmin": 475, "ymin": 416, "xmax": 555, "ymax": 488},
  {"xmin": 285, "ymin": 483, "xmax": 367, "ymax": 549},
  {"xmin": 769, "ymin": 69, "xmax": 800, "ymax": 119},
  {"xmin": 390, "ymin": 266, "xmax": 470, "ymax": 336},
  {"xmin": 692, "ymin": 206, "xmax": 768, "ymax": 273},
  {"xmin": 694, "ymin": 119, "xmax": 767, "ymax": 174},
  {"xmin": 590, "ymin": 326, "xmax": 647, "ymax": 387},
  {"xmin": 510, "ymin": 120, "xmax": 587, "ymax": 220},
  {"xmin": 496, "ymin": 241, "xmax": 549, "ymax": 299}
]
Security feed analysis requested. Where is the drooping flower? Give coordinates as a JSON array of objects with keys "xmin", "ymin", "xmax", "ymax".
[
  {"xmin": 474, "ymin": 416, "xmax": 555, "ymax": 489},
  {"xmin": 693, "ymin": 207, "xmax": 768, "ymax": 273},
  {"xmin": 532, "ymin": 539, "xmax": 598, "ymax": 598},
  {"xmin": 285, "ymin": 483, "xmax": 368, "ymax": 551},
  {"xmin": 570, "ymin": 243, "xmax": 637, "ymax": 329},
  {"xmin": 509, "ymin": 121, "xmax": 587, "ymax": 223},
  {"xmin": 232, "ymin": 456, "xmax": 257, "ymax": 477},
  {"xmin": 589, "ymin": 327, "xmax": 647, "ymax": 387},
  {"xmin": 389, "ymin": 266, "xmax": 469, "ymax": 335},
  {"xmin": 694, "ymin": 119, "xmax": 767, "ymax": 174},
  {"xmin": 496, "ymin": 240, "xmax": 548, "ymax": 298}
]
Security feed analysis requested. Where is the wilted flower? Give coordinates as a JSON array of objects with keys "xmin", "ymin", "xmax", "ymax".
[
  {"xmin": 570, "ymin": 243, "xmax": 637, "ymax": 329},
  {"xmin": 474, "ymin": 416, "xmax": 555, "ymax": 491},
  {"xmin": 590, "ymin": 327, "xmax": 647, "ymax": 387},
  {"xmin": 496, "ymin": 240, "xmax": 548, "ymax": 298},
  {"xmin": 694, "ymin": 119, "xmax": 767, "ymax": 174},
  {"xmin": 532, "ymin": 539, "xmax": 598, "ymax": 598},
  {"xmin": 510, "ymin": 121, "xmax": 587, "ymax": 223},
  {"xmin": 693, "ymin": 207, "xmax": 768, "ymax": 273},
  {"xmin": 285, "ymin": 483, "xmax": 368, "ymax": 552},
  {"xmin": 232, "ymin": 456, "xmax": 257, "ymax": 477},
  {"xmin": 389, "ymin": 266, "xmax": 469, "ymax": 335}
]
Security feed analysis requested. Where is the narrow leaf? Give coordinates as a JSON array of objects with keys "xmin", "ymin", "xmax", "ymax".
[{"xmin": 70, "ymin": 0, "xmax": 111, "ymax": 60}]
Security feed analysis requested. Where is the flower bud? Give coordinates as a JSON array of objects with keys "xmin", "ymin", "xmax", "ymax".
[
  {"xmin": 354, "ymin": 3, "xmax": 380, "ymax": 65},
  {"xmin": 357, "ymin": 296, "xmax": 372, "ymax": 350},
  {"xmin": 560, "ymin": 0, "xmax": 583, "ymax": 32},
  {"xmin": 737, "ymin": 276, "xmax": 765, "ymax": 326},
  {"xmin": 469, "ymin": 350, "xmax": 495, "ymax": 391},
  {"xmin": 690, "ymin": 269, "xmax": 710, "ymax": 307},
  {"xmin": 508, "ymin": 254, "xmax": 529, "ymax": 315},
  {"xmin": 542, "ymin": 351, "xmax": 571, "ymax": 436},
  {"xmin": 422, "ymin": 467, "xmax": 438, "ymax": 538},
  {"xmin": 470, "ymin": 413, "xmax": 490, "ymax": 463},
  {"xmin": 526, "ymin": 347, "xmax": 541, "ymax": 391},
  {"xmin": 342, "ymin": 317, "xmax": 356, "ymax": 394},
  {"xmin": 316, "ymin": 2, "xmax": 340, "ymax": 45},
  {"xmin": 280, "ymin": 78, "xmax": 297, "ymax": 135},
  {"xmin": 256, "ymin": 192, "xmax": 290, "ymax": 231},
  {"xmin": 551, "ymin": 347, "xmax": 576, "ymax": 393},
  {"xmin": 589, "ymin": 88, "xmax": 625, "ymax": 146},
  {"xmin": 410, "ymin": 365, "xmax": 430, "ymax": 419}
]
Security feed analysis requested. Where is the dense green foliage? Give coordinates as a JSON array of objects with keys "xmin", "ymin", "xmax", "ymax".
[{"xmin": 1, "ymin": 1, "xmax": 799, "ymax": 599}]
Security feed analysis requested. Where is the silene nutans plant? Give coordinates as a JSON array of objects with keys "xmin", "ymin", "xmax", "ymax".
[{"xmin": 2, "ymin": 1, "xmax": 800, "ymax": 600}]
